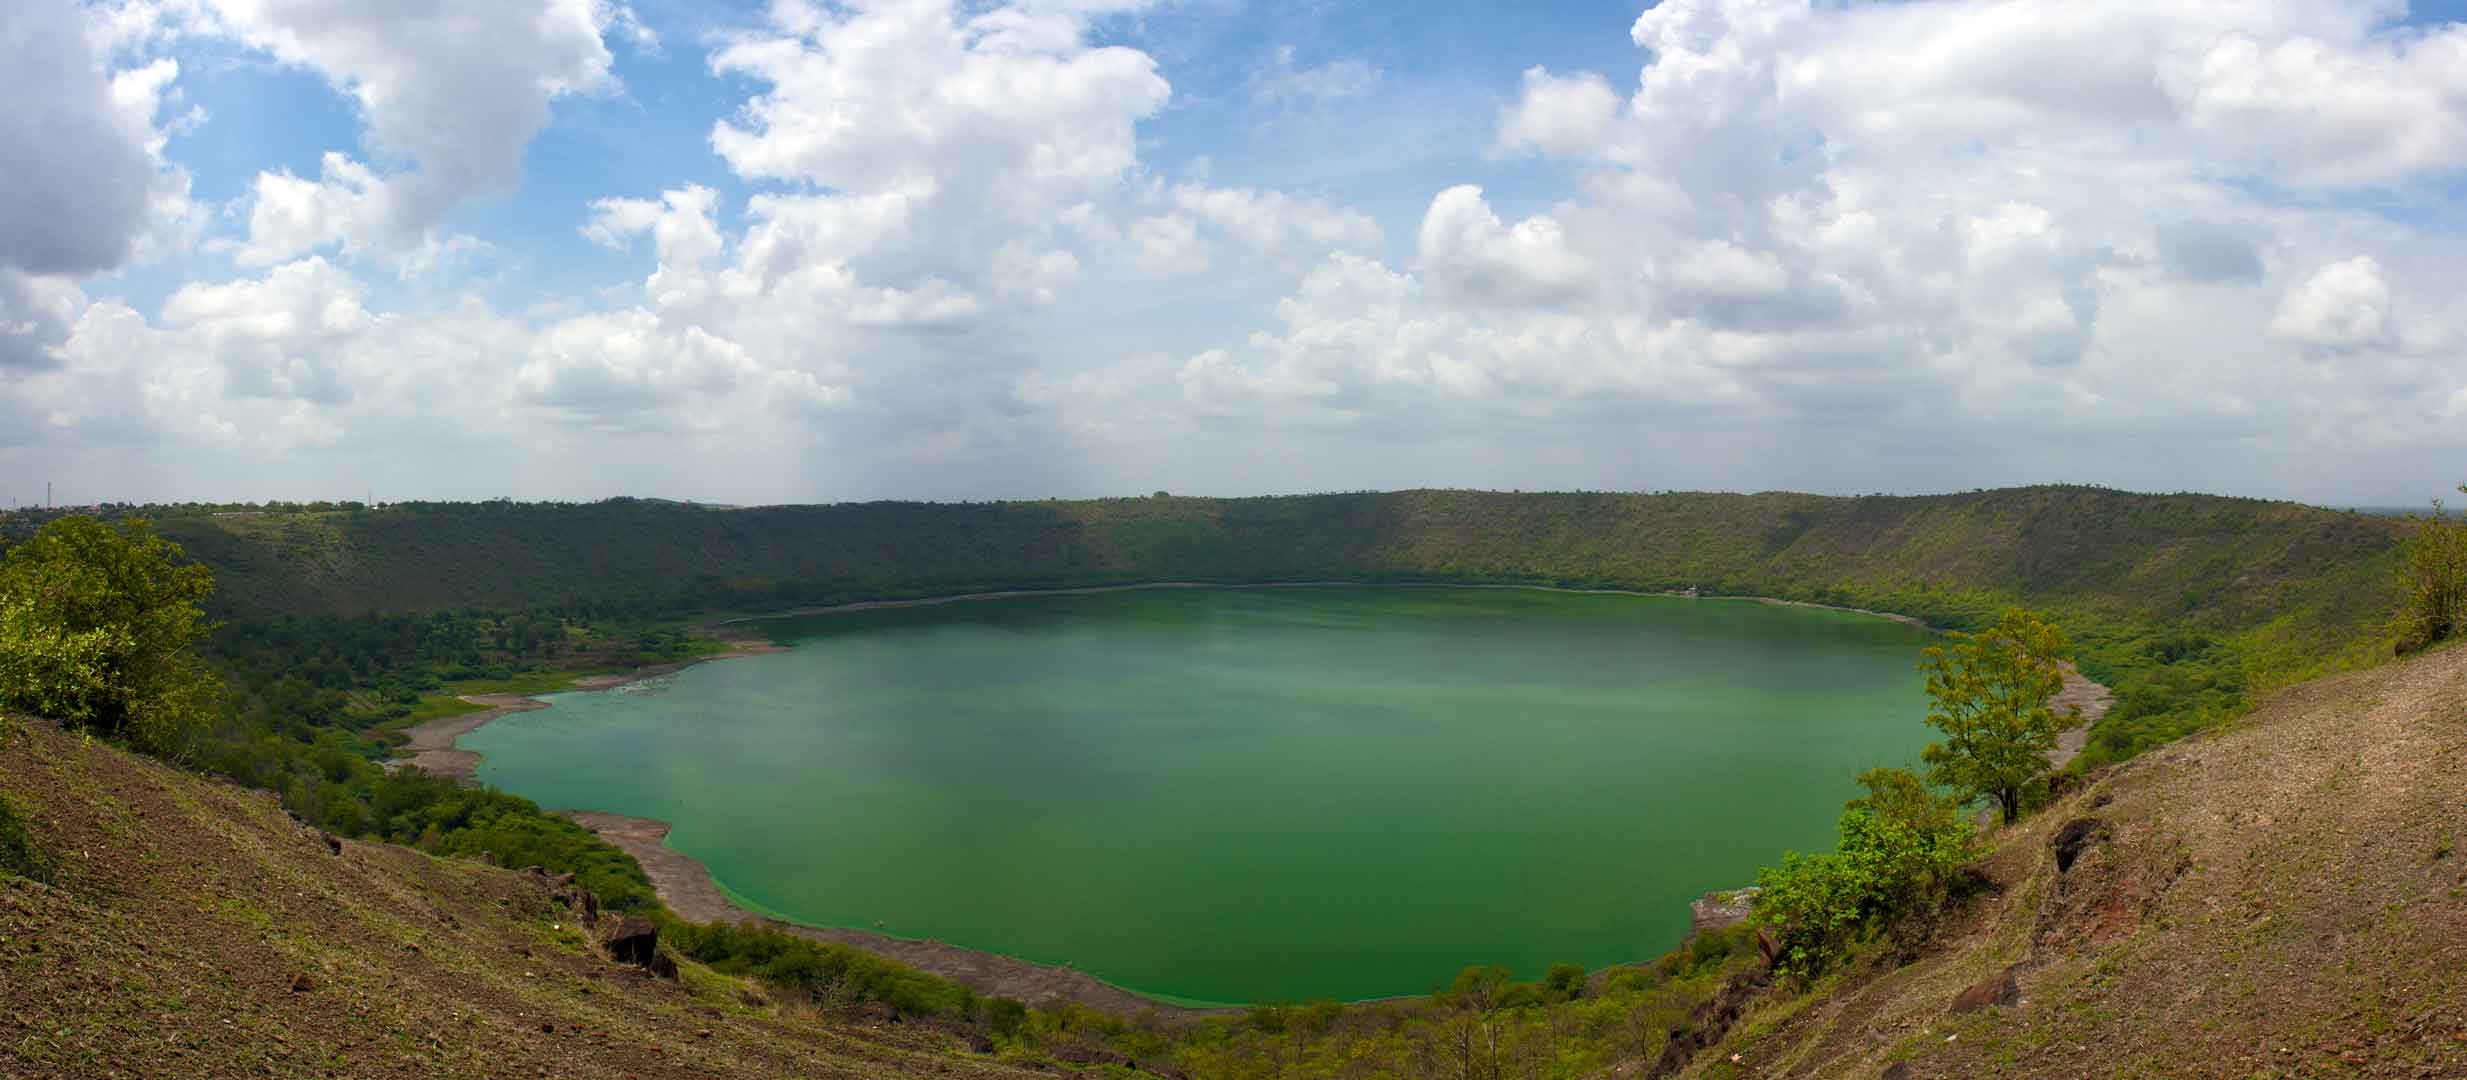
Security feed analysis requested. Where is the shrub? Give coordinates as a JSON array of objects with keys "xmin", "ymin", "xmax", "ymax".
[
  {"xmin": 2394, "ymin": 490, "xmax": 2467, "ymax": 654},
  {"xmin": 1753, "ymin": 768, "xmax": 1974, "ymax": 976},
  {"xmin": 0, "ymin": 794, "xmax": 44, "ymax": 882},
  {"xmin": 655, "ymin": 918, "xmax": 978, "ymax": 1018},
  {"xmin": 984, "ymin": 996, "xmax": 1030, "ymax": 1037}
]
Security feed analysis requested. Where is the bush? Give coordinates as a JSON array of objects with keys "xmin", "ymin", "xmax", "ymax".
[
  {"xmin": 0, "ymin": 794, "xmax": 44, "ymax": 882},
  {"xmin": 2395, "ymin": 491, "xmax": 2467, "ymax": 654},
  {"xmin": 1753, "ymin": 768, "xmax": 1974, "ymax": 976},
  {"xmin": 655, "ymin": 918, "xmax": 978, "ymax": 1018}
]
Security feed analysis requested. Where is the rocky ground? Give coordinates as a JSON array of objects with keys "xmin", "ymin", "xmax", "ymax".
[{"xmin": 1678, "ymin": 642, "xmax": 2467, "ymax": 1079}]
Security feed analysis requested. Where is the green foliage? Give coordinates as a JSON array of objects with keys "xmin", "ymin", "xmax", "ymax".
[
  {"xmin": 1753, "ymin": 768, "xmax": 1974, "ymax": 977},
  {"xmin": 655, "ymin": 917, "xmax": 979, "ymax": 1018},
  {"xmin": 2393, "ymin": 488, "xmax": 2467, "ymax": 654},
  {"xmin": 983, "ymin": 996, "xmax": 1030, "ymax": 1037},
  {"xmin": 0, "ymin": 793, "xmax": 45, "ymax": 882},
  {"xmin": 0, "ymin": 517, "xmax": 220, "ymax": 755},
  {"xmin": 1543, "ymin": 961, "xmax": 1588, "ymax": 1001},
  {"xmin": 1919, "ymin": 608, "xmax": 2073, "ymax": 824}
]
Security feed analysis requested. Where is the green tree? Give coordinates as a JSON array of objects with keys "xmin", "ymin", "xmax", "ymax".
[
  {"xmin": 1917, "ymin": 608, "xmax": 2074, "ymax": 825},
  {"xmin": 2394, "ymin": 485, "xmax": 2467, "ymax": 654},
  {"xmin": 0, "ymin": 517, "xmax": 220, "ymax": 755}
]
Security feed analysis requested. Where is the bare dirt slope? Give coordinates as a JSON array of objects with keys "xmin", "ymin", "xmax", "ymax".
[
  {"xmin": 0, "ymin": 716, "xmax": 1057, "ymax": 1080},
  {"xmin": 1680, "ymin": 642, "xmax": 2467, "ymax": 1079}
]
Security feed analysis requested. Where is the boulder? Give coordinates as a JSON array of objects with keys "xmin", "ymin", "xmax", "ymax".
[
  {"xmin": 1688, "ymin": 887, "xmax": 1760, "ymax": 937},
  {"xmin": 1755, "ymin": 926, "xmax": 1785, "ymax": 967},
  {"xmin": 2050, "ymin": 817, "xmax": 2106, "ymax": 873},
  {"xmin": 1948, "ymin": 968, "xmax": 2020, "ymax": 1014},
  {"xmin": 600, "ymin": 916, "xmax": 659, "ymax": 968}
]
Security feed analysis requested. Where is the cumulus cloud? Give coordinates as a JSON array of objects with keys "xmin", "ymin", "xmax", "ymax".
[
  {"xmin": 0, "ymin": 0, "xmax": 199, "ymax": 370},
  {"xmin": 194, "ymin": 0, "xmax": 639, "ymax": 263},
  {"xmin": 2269, "ymin": 256, "xmax": 2393, "ymax": 349},
  {"xmin": 1415, "ymin": 186, "xmax": 1591, "ymax": 305},
  {"xmin": 0, "ymin": 0, "xmax": 160, "ymax": 281},
  {"xmin": 1147, "ymin": 0, "xmax": 2467, "ymax": 496},
  {"xmin": 12, "ymin": 0, "xmax": 2467, "ymax": 504}
]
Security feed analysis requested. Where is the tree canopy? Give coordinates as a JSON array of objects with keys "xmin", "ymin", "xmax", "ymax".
[
  {"xmin": 0, "ymin": 516, "xmax": 219, "ymax": 755},
  {"xmin": 1918, "ymin": 607, "xmax": 2074, "ymax": 824}
]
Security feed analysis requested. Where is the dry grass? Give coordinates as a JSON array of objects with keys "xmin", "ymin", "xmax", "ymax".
[{"xmin": 0, "ymin": 716, "xmax": 1064, "ymax": 1079}]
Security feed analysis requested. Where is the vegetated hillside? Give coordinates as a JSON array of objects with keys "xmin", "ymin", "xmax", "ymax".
[
  {"xmin": 156, "ymin": 486, "xmax": 2407, "ymax": 764},
  {"xmin": 0, "ymin": 714, "xmax": 1060, "ymax": 1080},
  {"xmin": 1673, "ymin": 641, "xmax": 2467, "ymax": 1079},
  {"xmin": 161, "ymin": 486, "xmax": 2396, "ymax": 633}
]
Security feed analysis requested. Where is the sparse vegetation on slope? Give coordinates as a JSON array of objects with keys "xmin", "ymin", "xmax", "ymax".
[
  {"xmin": 1671, "ymin": 641, "xmax": 2467, "ymax": 1078},
  {"xmin": 2393, "ymin": 483, "xmax": 2467, "ymax": 654},
  {"xmin": 0, "ymin": 715, "xmax": 1066, "ymax": 1080}
]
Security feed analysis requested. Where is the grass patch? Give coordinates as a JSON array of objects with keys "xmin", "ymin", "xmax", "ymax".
[
  {"xmin": 439, "ymin": 670, "xmax": 612, "ymax": 698},
  {"xmin": 0, "ymin": 792, "xmax": 45, "ymax": 881},
  {"xmin": 392, "ymin": 694, "xmax": 489, "ymax": 728}
]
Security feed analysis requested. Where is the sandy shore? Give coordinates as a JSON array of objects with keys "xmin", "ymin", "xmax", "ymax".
[
  {"xmin": 387, "ymin": 637, "xmax": 788, "ymax": 782},
  {"xmin": 564, "ymin": 810, "xmax": 1234, "ymax": 1019},
  {"xmin": 2047, "ymin": 660, "xmax": 2116, "ymax": 771}
]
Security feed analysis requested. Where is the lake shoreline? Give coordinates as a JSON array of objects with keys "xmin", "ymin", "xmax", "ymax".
[
  {"xmin": 563, "ymin": 810, "xmax": 1241, "ymax": 1019},
  {"xmin": 391, "ymin": 580, "xmax": 1996, "ymax": 1014},
  {"xmin": 397, "ymin": 580, "xmax": 1939, "ymax": 781},
  {"xmin": 713, "ymin": 579, "xmax": 1940, "ymax": 631}
]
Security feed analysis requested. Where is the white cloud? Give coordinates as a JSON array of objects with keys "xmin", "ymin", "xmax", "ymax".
[
  {"xmin": 1414, "ymin": 186, "xmax": 1590, "ymax": 306},
  {"xmin": 194, "ymin": 0, "xmax": 639, "ymax": 261},
  {"xmin": 1496, "ymin": 67, "xmax": 1620, "ymax": 159},
  {"xmin": 1126, "ymin": 214, "xmax": 1208, "ymax": 276},
  {"xmin": 0, "ymin": 0, "xmax": 198, "ymax": 368},
  {"xmin": 13, "ymin": 0, "xmax": 2467, "ymax": 504},
  {"xmin": 1164, "ymin": 0, "xmax": 2467, "ymax": 488},
  {"xmin": 2163, "ymin": 23, "xmax": 2467, "ymax": 188},
  {"xmin": 2269, "ymin": 256, "xmax": 2393, "ymax": 349},
  {"xmin": 1160, "ymin": 184, "xmax": 1383, "ymax": 273}
]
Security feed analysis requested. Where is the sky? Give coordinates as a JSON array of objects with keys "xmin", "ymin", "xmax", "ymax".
[{"xmin": 2, "ymin": 0, "xmax": 2465, "ymax": 508}]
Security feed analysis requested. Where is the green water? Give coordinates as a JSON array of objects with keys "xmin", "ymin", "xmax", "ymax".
[{"xmin": 465, "ymin": 586, "xmax": 1934, "ymax": 1004}]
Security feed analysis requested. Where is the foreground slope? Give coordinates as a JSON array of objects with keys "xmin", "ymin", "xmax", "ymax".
[
  {"xmin": 0, "ymin": 716, "xmax": 1056, "ymax": 1080},
  {"xmin": 1682, "ymin": 642, "xmax": 2467, "ymax": 1078}
]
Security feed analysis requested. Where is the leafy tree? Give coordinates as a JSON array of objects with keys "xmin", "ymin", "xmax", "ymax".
[
  {"xmin": 0, "ymin": 517, "xmax": 219, "ymax": 755},
  {"xmin": 2393, "ymin": 485, "xmax": 2467, "ymax": 654},
  {"xmin": 1918, "ymin": 608, "xmax": 2075, "ymax": 824}
]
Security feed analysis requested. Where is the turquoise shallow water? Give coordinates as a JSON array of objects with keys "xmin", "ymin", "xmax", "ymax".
[{"xmin": 464, "ymin": 586, "xmax": 1935, "ymax": 1004}]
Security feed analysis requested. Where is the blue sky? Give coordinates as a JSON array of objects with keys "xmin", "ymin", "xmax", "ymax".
[{"xmin": 4, "ymin": 0, "xmax": 2466, "ymax": 507}]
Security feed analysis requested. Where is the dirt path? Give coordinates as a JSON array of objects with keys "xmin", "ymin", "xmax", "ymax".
[
  {"xmin": 2045, "ymin": 660, "xmax": 2115, "ymax": 771},
  {"xmin": 565, "ymin": 811, "xmax": 1234, "ymax": 1021}
]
